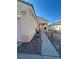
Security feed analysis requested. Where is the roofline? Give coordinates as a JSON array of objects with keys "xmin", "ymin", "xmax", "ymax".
[
  {"xmin": 49, "ymin": 21, "xmax": 61, "ymax": 26},
  {"xmin": 51, "ymin": 23, "xmax": 61, "ymax": 26},
  {"xmin": 17, "ymin": 0, "xmax": 48, "ymax": 24},
  {"xmin": 18, "ymin": 0, "xmax": 39, "ymax": 25},
  {"xmin": 17, "ymin": 0, "xmax": 37, "ymax": 17},
  {"xmin": 18, "ymin": 0, "xmax": 32, "ymax": 6},
  {"xmin": 37, "ymin": 16, "xmax": 49, "ymax": 22}
]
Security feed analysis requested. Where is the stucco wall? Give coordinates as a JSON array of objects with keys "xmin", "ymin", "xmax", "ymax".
[
  {"xmin": 17, "ymin": 1, "xmax": 38, "ymax": 42},
  {"xmin": 37, "ymin": 17, "xmax": 48, "ymax": 31}
]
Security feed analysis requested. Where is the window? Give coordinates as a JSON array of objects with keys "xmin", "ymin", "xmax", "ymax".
[{"xmin": 21, "ymin": 11, "xmax": 26, "ymax": 15}]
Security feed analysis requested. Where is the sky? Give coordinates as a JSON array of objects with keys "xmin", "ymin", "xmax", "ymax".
[{"xmin": 25, "ymin": 0, "xmax": 61, "ymax": 24}]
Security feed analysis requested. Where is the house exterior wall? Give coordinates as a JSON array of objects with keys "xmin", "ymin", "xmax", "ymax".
[
  {"xmin": 51, "ymin": 24, "xmax": 61, "ymax": 31},
  {"xmin": 37, "ymin": 17, "xmax": 48, "ymax": 31},
  {"xmin": 17, "ymin": 1, "xmax": 38, "ymax": 42}
]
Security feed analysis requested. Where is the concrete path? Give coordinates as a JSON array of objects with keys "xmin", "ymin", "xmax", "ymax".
[
  {"xmin": 17, "ymin": 53, "xmax": 41, "ymax": 59},
  {"xmin": 18, "ymin": 53, "xmax": 60, "ymax": 59},
  {"xmin": 41, "ymin": 32, "xmax": 59, "ymax": 56},
  {"xmin": 17, "ymin": 32, "xmax": 60, "ymax": 59}
]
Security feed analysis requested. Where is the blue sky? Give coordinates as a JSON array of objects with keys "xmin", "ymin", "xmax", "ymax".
[{"xmin": 25, "ymin": 0, "xmax": 61, "ymax": 24}]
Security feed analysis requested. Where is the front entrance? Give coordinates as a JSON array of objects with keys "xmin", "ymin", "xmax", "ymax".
[
  {"xmin": 39, "ymin": 24, "xmax": 48, "ymax": 32},
  {"xmin": 44, "ymin": 27, "xmax": 46, "ymax": 30}
]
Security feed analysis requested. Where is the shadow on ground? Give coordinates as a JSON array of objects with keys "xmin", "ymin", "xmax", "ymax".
[{"xmin": 17, "ymin": 32, "xmax": 42, "ymax": 55}]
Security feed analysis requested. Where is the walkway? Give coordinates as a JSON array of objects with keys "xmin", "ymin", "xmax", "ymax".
[
  {"xmin": 17, "ymin": 32, "xmax": 60, "ymax": 59},
  {"xmin": 41, "ymin": 32, "xmax": 59, "ymax": 56}
]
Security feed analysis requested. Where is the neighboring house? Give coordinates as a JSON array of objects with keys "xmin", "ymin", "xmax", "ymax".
[
  {"xmin": 17, "ymin": 0, "xmax": 38, "ymax": 42},
  {"xmin": 49, "ymin": 21, "xmax": 61, "ymax": 31},
  {"xmin": 37, "ymin": 16, "xmax": 48, "ymax": 31},
  {"xmin": 49, "ymin": 21, "xmax": 61, "ymax": 45}
]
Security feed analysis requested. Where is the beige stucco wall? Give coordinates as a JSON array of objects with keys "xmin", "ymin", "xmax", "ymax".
[
  {"xmin": 37, "ymin": 17, "xmax": 48, "ymax": 31},
  {"xmin": 17, "ymin": 1, "xmax": 38, "ymax": 42}
]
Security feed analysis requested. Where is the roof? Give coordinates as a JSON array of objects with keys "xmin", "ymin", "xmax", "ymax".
[
  {"xmin": 37, "ymin": 16, "xmax": 49, "ymax": 22},
  {"xmin": 17, "ymin": 0, "xmax": 48, "ymax": 24},
  {"xmin": 17, "ymin": 0, "xmax": 36, "ymax": 16},
  {"xmin": 49, "ymin": 21, "xmax": 61, "ymax": 26},
  {"xmin": 18, "ymin": 0, "xmax": 32, "ymax": 6}
]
